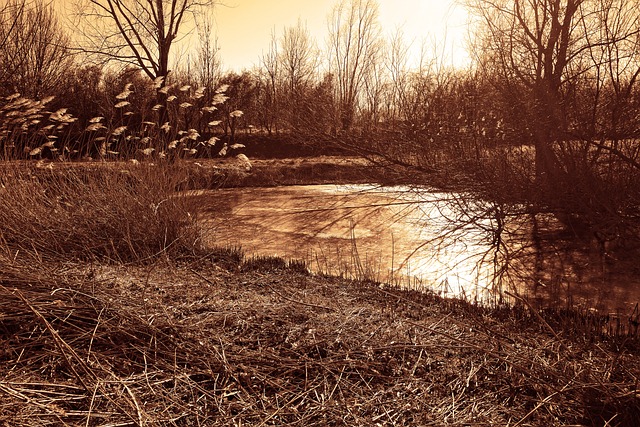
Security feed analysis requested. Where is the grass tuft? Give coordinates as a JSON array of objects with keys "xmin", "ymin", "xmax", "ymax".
[
  {"xmin": 2, "ymin": 260, "xmax": 640, "ymax": 425},
  {"xmin": 242, "ymin": 254, "xmax": 309, "ymax": 273}
]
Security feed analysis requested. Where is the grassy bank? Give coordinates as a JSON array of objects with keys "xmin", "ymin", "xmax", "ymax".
[
  {"xmin": 0, "ymin": 162, "xmax": 639, "ymax": 426},
  {"xmin": 2, "ymin": 253, "xmax": 640, "ymax": 426}
]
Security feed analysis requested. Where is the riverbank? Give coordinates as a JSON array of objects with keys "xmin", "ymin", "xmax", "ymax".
[
  {"xmin": 1, "ymin": 159, "xmax": 639, "ymax": 425},
  {"xmin": 2, "ymin": 252, "xmax": 640, "ymax": 426},
  {"xmin": 0, "ymin": 155, "xmax": 425, "ymax": 189}
]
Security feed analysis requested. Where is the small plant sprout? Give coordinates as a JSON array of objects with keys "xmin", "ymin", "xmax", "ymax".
[
  {"xmin": 187, "ymin": 129, "xmax": 199, "ymax": 140},
  {"xmin": 40, "ymin": 96, "xmax": 55, "ymax": 104},
  {"xmin": 236, "ymin": 153, "xmax": 252, "ymax": 171},
  {"xmin": 212, "ymin": 93, "xmax": 229, "ymax": 104},
  {"xmin": 193, "ymin": 87, "xmax": 205, "ymax": 99},
  {"xmin": 86, "ymin": 122, "xmax": 106, "ymax": 132},
  {"xmin": 49, "ymin": 108, "xmax": 69, "ymax": 122},
  {"xmin": 152, "ymin": 76, "xmax": 165, "ymax": 89},
  {"xmin": 158, "ymin": 83, "xmax": 172, "ymax": 94}
]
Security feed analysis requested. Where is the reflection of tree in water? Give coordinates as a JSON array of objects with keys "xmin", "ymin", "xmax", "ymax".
[
  {"xmin": 437, "ymin": 192, "xmax": 640, "ymax": 313},
  {"xmin": 381, "ymin": 187, "xmax": 640, "ymax": 313},
  {"xmin": 199, "ymin": 185, "xmax": 640, "ymax": 313}
]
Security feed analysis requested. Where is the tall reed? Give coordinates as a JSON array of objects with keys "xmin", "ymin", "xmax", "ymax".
[
  {"xmin": 0, "ymin": 74, "xmax": 242, "ymax": 263},
  {"xmin": 0, "ymin": 162, "xmax": 200, "ymax": 263}
]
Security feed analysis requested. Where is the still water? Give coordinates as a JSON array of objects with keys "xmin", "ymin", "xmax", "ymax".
[{"xmin": 195, "ymin": 184, "xmax": 640, "ymax": 314}]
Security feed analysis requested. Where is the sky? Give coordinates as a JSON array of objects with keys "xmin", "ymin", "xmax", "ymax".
[
  {"xmin": 58, "ymin": 0, "xmax": 471, "ymax": 72},
  {"xmin": 212, "ymin": 0, "xmax": 471, "ymax": 71}
]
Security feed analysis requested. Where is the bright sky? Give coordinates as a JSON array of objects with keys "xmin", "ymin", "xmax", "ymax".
[{"xmin": 213, "ymin": 0, "xmax": 471, "ymax": 71}]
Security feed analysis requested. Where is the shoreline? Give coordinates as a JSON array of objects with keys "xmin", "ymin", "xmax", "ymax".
[{"xmin": 1, "ymin": 158, "xmax": 640, "ymax": 425}]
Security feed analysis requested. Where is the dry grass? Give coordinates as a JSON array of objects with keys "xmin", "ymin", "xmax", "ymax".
[
  {"xmin": 1, "ymin": 254, "xmax": 640, "ymax": 426},
  {"xmin": 0, "ymin": 162, "xmax": 200, "ymax": 263},
  {"xmin": 0, "ymin": 159, "xmax": 638, "ymax": 426},
  {"xmin": 170, "ymin": 156, "xmax": 381, "ymax": 189}
]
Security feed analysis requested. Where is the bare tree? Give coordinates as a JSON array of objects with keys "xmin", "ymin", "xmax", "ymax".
[
  {"xmin": 0, "ymin": 0, "xmax": 73, "ymax": 98},
  {"xmin": 462, "ymin": 0, "xmax": 640, "ymax": 280},
  {"xmin": 279, "ymin": 20, "xmax": 319, "ymax": 132},
  {"xmin": 466, "ymin": 0, "xmax": 588, "ymax": 188},
  {"xmin": 259, "ymin": 30, "xmax": 281, "ymax": 135},
  {"xmin": 76, "ymin": 0, "xmax": 217, "ymax": 83},
  {"xmin": 194, "ymin": 9, "xmax": 221, "ymax": 91},
  {"xmin": 327, "ymin": 0, "xmax": 382, "ymax": 133},
  {"xmin": 383, "ymin": 30, "xmax": 411, "ymax": 128},
  {"xmin": 361, "ymin": 48, "xmax": 386, "ymax": 134},
  {"xmin": 280, "ymin": 20, "xmax": 318, "ymax": 95},
  {"xmin": 584, "ymin": 0, "xmax": 640, "ymax": 143}
]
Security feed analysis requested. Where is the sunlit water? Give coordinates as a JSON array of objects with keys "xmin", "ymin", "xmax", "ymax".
[{"xmin": 194, "ymin": 184, "xmax": 640, "ymax": 314}]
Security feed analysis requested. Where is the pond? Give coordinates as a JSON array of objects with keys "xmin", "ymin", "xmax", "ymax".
[{"xmin": 194, "ymin": 184, "xmax": 640, "ymax": 315}]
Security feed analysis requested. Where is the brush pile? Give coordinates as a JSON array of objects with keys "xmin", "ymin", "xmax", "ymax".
[{"xmin": 2, "ymin": 256, "xmax": 640, "ymax": 426}]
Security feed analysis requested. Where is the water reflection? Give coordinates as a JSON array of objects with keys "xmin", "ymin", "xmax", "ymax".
[{"xmin": 194, "ymin": 184, "xmax": 640, "ymax": 313}]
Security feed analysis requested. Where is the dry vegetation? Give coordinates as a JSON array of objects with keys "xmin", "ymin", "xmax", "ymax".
[
  {"xmin": 2, "ymin": 255, "xmax": 640, "ymax": 426},
  {"xmin": 0, "ymin": 162, "xmax": 200, "ymax": 263},
  {"xmin": 1, "ymin": 0, "xmax": 640, "ymax": 423},
  {"xmin": 0, "ymin": 165, "xmax": 639, "ymax": 426}
]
